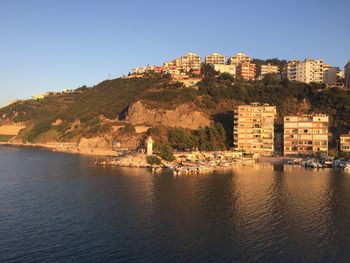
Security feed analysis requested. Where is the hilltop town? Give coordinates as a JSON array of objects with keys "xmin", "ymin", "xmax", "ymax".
[
  {"xmin": 130, "ymin": 52, "xmax": 349, "ymax": 89},
  {"xmin": 0, "ymin": 51, "xmax": 350, "ymax": 163},
  {"xmin": 128, "ymin": 51, "xmax": 350, "ymax": 158}
]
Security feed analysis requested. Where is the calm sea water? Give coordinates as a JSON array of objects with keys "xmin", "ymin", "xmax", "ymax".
[{"xmin": 1, "ymin": 147, "xmax": 350, "ymax": 262}]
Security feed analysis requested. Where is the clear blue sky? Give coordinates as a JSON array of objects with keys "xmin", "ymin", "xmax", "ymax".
[{"xmin": 1, "ymin": 0, "xmax": 349, "ymax": 106}]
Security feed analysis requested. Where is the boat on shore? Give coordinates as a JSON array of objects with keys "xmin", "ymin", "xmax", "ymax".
[{"xmin": 287, "ymin": 156, "xmax": 350, "ymax": 171}]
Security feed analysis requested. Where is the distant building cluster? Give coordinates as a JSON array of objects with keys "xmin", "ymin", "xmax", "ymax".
[
  {"xmin": 131, "ymin": 52, "xmax": 202, "ymax": 80},
  {"xmin": 32, "ymin": 92, "xmax": 51, "ymax": 100},
  {"xmin": 285, "ymin": 59, "xmax": 344, "ymax": 87},
  {"xmin": 130, "ymin": 52, "xmax": 349, "ymax": 88},
  {"xmin": 31, "ymin": 89, "xmax": 74, "ymax": 100},
  {"xmin": 233, "ymin": 103, "xmax": 349, "ymax": 157}
]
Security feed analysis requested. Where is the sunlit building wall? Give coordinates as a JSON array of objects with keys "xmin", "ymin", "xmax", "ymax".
[
  {"xmin": 234, "ymin": 103, "xmax": 276, "ymax": 157},
  {"xmin": 284, "ymin": 114, "xmax": 329, "ymax": 156}
]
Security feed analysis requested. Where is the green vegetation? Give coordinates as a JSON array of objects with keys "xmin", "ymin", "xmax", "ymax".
[
  {"xmin": 199, "ymin": 70, "xmax": 350, "ymax": 129},
  {"xmin": 195, "ymin": 123, "xmax": 227, "ymax": 151},
  {"xmin": 140, "ymin": 87, "xmax": 198, "ymax": 108},
  {"xmin": 25, "ymin": 118, "xmax": 52, "ymax": 142},
  {"xmin": 0, "ymin": 75, "xmax": 170, "ymax": 142},
  {"xmin": 62, "ymin": 77, "xmax": 165, "ymax": 122},
  {"xmin": 147, "ymin": 123, "xmax": 227, "ymax": 153},
  {"xmin": 159, "ymin": 143, "xmax": 175, "ymax": 161},
  {"xmin": 147, "ymin": 156, "xmax": 162, "ymax": 165},
  {"xmin": 0, "ymin": 135, "xmax": 15, "ymax": 142},
  {"xmin": 252, "ymin": 58, "xmax": 288, "ymax": 69},
  {"xmin": 1, "ymin": 71, "xmax": 350, "ymax": 146},
  {"xmin": 151, "ymin": 123, "xmax": 227, "ymax": 152},
  {"xmin": 168, "ymin": 128, "xmax": 198, "ymax": 150}
]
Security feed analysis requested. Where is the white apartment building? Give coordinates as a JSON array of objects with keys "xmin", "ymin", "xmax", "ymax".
[
  {"xmin": 213, "ymin": 64, "xmax": 236, "ymax": 76},
  {"xmin": 176, "ymin": 52, "xmax": 201, "ymax": 73},
  {"xmin": 205, "ymin": 52, "xmax": 226, "ymax": 65},
  {"xmin": 286, "ymin": 60, "xmax": 299, "ymax": 81},
  {"xmin": 257, "ymin": 64, "xmax": 279, "ymax": 77},
  {"xmin": 323, "ymin": 65, "xmax": 344, "ymax": 85},
  {"xmin": 286, "ymin": 59, "xmax": 324, "ymax": 83},
  {"xmin": 131, "ymin": 66, "xmax": 155, "ymax": 75},
  {"xmin": 229, "ymin": 52, "xmax": 251, "ymax": 65},
  {"xmin": 32, "ymin": 92, "xmax": 50, "ymax": 100}
]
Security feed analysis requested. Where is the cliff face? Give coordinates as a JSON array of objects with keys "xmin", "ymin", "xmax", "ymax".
[{"xmin": 124, "ymin": 100, "xmax": 211, "ymax": 129}]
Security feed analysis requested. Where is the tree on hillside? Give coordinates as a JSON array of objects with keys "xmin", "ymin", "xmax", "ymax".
[
  {"xmin": 208, "ymin": 123, "xmax": 226, "ymax": 150},
  {"xmin": 159, "ymin": 143, "xmax": 175, "ymax": 161},
  {"xmin": 251, "ymin": 58, "xmax": 266, "ymax": 66},
  {"xmin": 217, "ymin": 73, "xmax": 235, "ymax": 82},
  {"xmin": 201, "ymin": 63, "xmax": 216, "ymax": 81},
  {"xmin": 262, "ymin": 73, "xmax": 280, "ymax": 85},
  {"xmin": 196, "ymin": 127, "xmax": 211, "ymax": 151},
  {"xmin": 147, "ymin": 156, "xmax": 162, "ymax": 165},
  {"xmin": 266, "ymin": 58, "xmax": 287, "ymax": 69},
  {"xmin": 168, "ymin": 128, "xmax": 197, "ymax": 150}
]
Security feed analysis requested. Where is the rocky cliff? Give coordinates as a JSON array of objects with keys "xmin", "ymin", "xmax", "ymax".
[{"xmin": 124, "ymin": 100, "xmax": 211, "ymax": 129}]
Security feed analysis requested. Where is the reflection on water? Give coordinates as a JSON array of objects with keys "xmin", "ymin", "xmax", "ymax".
[{"xmin": 1, "ymin": 147, "xmax": 350, "ymax": 262}]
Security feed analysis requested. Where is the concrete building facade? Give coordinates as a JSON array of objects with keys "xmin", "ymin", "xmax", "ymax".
[
  {"xmin": 340, "ymin": 132, "xmax": 350, "ymax": 153},
  {"xmin": 257, "ymin": 64, "xmax": 279, "ymax": 77},
  {"xmin": 286, "ymin": 59, "xmax": 324, "ymax": 83},
  {"xmin": 213, "ymin": 64, "xmax": 236, "ymax": 76},
  {"xmin": 345, "ymin": 61, "xmax": 350, "ymax": 89},
  {"xmin": 131, "ymin": 66, "xmax": 155, "ymax": 75},
  {"xmin": 205, "ymin": 52, "xmax": 226, "ymax": 65},
  {"xmin": 323, "ymin": 65, "xmax": 343, "ymax": 86},
  {"xmin": 236, "ymin": 62, "xmax": 256, "ymax": 80},
  {"xmin": 286, "ymin": 60, "xmax": 299, "ymax": 81},
  {"xmin": 177, "ymin": 52, "xmax": 201, "ymax": 73},
  {"xmin": 233, "ymin": 103, "xmax": 276, "ymax": 157},
  {"xmin": 229, "ymin": 52, "xmax": 251, "ymax": 65},
  {"xmin": 283, "ymin": 114, "xmax": 329, "ymax": 156}
]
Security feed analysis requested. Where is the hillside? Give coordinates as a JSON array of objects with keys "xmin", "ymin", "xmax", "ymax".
[{"xmin": 1, "ymin": 70, "xmax": 350, "ymax": 151}]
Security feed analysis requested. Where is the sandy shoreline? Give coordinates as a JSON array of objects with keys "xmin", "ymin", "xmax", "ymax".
[
  {"xmin": 0, "ymin": 142, "xmax": 118, "ymax": 157},
  {"xmin": 0, "ymin": 142, "xmax": 296, "ymax": 166}
]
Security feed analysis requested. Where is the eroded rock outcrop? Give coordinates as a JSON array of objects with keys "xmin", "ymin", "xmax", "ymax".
[{"xmin": 124, "ymin": 101, "xmax": 211, "ymax": 129}]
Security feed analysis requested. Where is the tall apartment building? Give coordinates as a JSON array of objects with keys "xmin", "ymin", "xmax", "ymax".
[
  {"xmin": 236, "ymin": 62, "xmax": 257, "ymax": 80},
  {"xmin": 285, "ymin": 59, "xmax": 324, "ymax": 83},
  {"xmin": 257, "ymin": 63, "xmax": 279, "ymax": 77},
  {"xmin": 283, "ymin": 114, "xmax": 329, "ymax": 156},
  {"xmin": 213, "ymin": 64, "xmax": 236, "ymax": 77},
  {"xmin": 229, "ymin": 52, "xmax": 251, "ymax": 65},
  {"xmin": 176, "ymin": 52, "xmax": 201, "ymax": 73},
  {"xmin": 340, "ymin": 132, "xmax": 350, "ymax": 153},
  {"xmin": 286, "ymin": 60, "xmax": 299, "ymax": 81},
  {"xmin": 323, "ymin": 65, "xmax": 344, "ymax": 86},
  {"xmin": 345, "ymin": 61, "xmax": 350, "ymax": 89},
  {"xmin": 233, "ymin": 103, "xmax": 276, "ymax": 157},
  {"xmin": 205, "ymin": 52, "xmax": 225, "ymax": 65}
]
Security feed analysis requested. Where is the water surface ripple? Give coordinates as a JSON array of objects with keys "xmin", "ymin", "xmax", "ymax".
[{"xmin": 1, "ymin": 147, "xmax": 350, "ymax": 262}]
